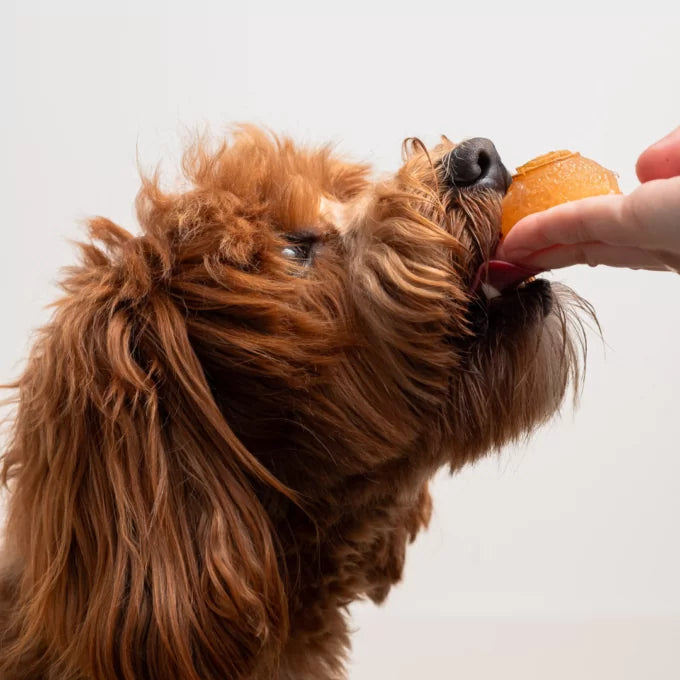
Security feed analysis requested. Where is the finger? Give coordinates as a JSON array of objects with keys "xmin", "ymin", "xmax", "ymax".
[
  {"xmin": 636, "ymin": 126, "xmax": 680, "ymax": 182},
  {"xmin": 497, "ymin": 177, "xmax": 680, "ymax": 262},
  {"xmin": 496, "ymin": 194, "xmax": 628, "ymax": 261},
  {"xmin": 519, "ymin": 243, "xmax": 669, "ymax": 271},
  {"xmin": 625, "ymin": 177, "xmax": 680, "ymax": 250}
]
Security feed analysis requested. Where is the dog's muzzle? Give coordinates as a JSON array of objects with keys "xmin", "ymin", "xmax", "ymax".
[
  {"xmin": 438, "ymin": 137, "xmax": 552, "ymax": 325},
  {"xmin": 467, "ymin": 277, "xmax": 554, "ymax": 337},
  {"xmin": 471, "ymin": 260, "xmax": 553, "ymax": 326}
]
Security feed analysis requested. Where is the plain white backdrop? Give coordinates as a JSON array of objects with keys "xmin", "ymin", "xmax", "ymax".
[{"xmin": 3, "ymin": 2, "xmax": 680, "ymax": 678}]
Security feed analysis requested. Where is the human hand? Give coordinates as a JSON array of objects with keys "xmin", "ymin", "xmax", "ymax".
[{"xmin": 495, "ymin": 127, "xmax": 680, "ymax": 273}]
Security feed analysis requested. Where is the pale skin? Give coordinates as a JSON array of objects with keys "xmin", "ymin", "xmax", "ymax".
[{"xmin": 496, "ymin": 127, "xmax": 680, "ymax": 273}]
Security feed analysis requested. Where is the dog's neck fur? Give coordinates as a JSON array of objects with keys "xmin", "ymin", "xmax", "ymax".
[{"xmin": 276, "ymin": 471, "xmax": 433, "ymax": 678}]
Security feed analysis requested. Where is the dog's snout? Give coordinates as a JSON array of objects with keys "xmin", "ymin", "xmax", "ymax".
[{"xmin": 441, "ymin": 138, "xmax": 512, "ymax": 194}]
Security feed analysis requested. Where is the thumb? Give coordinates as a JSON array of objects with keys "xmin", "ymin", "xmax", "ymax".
[
  {"xmin": 496, "ymin": 194, "xmax": 628, "ymax": 263},
  {"xmin": 514, "ymin": 242, "xmax": 668, "ymax": 272},
  {"xmin": 636, "ymin": 126, "xmax": 680, "ymax": 182}
]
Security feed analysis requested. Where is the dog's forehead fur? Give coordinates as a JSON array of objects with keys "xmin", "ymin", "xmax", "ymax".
[
  {"xmin": 0, "ymin": 127, "xmax": 589, "ymax": 680},
  {"xmin": 181, "ymin": 126, "xmax": 372, "ymax": 231}
]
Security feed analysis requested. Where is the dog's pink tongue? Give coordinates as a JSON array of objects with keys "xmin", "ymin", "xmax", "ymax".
[{"xmin": 472, "ymin": 260, "xmax": 543, "ymax": 293}]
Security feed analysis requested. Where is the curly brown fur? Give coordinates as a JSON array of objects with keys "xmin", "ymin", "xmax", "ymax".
[{"xmin": 0, "ymin": 127, "xmax": 592, "ymax": 679}]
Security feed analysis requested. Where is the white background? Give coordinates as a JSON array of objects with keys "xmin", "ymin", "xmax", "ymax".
[{"xmin": 3, "ymin": 2, "xmax": 680, "ymax": 678}]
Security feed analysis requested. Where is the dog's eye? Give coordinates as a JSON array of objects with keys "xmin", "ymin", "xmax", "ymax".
[
  {"xmin": 281, "ymin": 232, "xmax": 318, "ymax": 266},
  {"xmin": 282, "ymin": 243, "xmax": 313, "ymax": 262}
]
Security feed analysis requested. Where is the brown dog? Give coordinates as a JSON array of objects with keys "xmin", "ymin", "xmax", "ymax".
[{"xmin": 0, "ymin": 128, "xmax": 589, "ymax": 679}]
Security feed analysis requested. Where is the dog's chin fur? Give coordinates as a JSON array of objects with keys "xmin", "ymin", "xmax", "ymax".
[{"xmin": 0, "ymin": 127, "xmax": 592, "ymax": 680}]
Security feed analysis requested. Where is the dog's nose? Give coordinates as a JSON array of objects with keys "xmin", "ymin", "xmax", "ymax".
[{"xmin": 441, "ymin": 138, "xmax": 512, "ymax": 193}]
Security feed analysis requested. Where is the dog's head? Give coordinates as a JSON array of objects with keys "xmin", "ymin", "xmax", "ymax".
[
  {"xmin": 0, "ymin": 127, "xmax": 589, "ymax": 679},
  {"xmin": 134, "ymin": 128, "xmax": 583, "ymax": 479}
]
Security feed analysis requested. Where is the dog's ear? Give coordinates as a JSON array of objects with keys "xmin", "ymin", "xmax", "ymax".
[{"xmin": 1, "ymin": 218, "xmax": 291, "ymax": 679}]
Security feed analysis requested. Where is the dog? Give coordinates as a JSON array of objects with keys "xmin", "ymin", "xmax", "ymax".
[{"xmin": 0, "ymin": 127, "xmax": 589, "ymax": 679}]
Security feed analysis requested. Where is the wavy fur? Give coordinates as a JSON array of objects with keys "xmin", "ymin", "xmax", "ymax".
[{"xmin": 0, "ymin": 128, "xmax": 591, "ymax": 679}]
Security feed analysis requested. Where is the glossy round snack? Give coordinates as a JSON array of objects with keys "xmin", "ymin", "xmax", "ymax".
[{"xmin": 501, "ymin": 150, "xmax": 620, "ymax": 237}]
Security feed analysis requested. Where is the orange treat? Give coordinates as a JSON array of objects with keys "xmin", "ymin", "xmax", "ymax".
[{"xmin": 501, "ymin": 150, "xmax": 620, "ymax": 237}]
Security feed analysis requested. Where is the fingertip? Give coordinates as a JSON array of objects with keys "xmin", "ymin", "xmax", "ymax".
[
  {"xmin": 636, "ymin": 126, "xmax": 680, "ymax": 182},
  {"xmin": 498, "ymin": 213, "xmax": 540, "ymax": 252},
  {"xmin": 635, "ymin": 152, "xmax": 663, "ymax": 183},
  {"xmin": 635, "ymin": 155, "xmax": 651, "ymax": 183},
  {"xmin": 497, "ymin": 206, "xmax": 570, "ymax": 260}
]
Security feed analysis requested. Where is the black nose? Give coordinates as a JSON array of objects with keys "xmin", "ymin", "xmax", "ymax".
[{"xmin": 441, "ymin": 137, "xmax": 512, "ymax": 193}]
